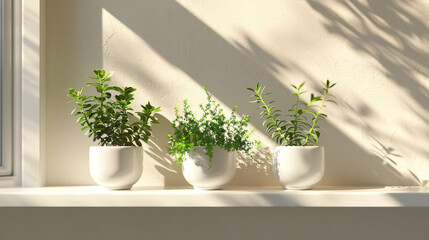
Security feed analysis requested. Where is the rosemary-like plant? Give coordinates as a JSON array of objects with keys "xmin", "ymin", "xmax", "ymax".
[
  {"xmin": 168, "ymin": 86, "xmax": 260, "ymax": 167},
  {"xmin": 247, "ymin": 80, "xmax": 336, "ymax": 146},
  {"xmin": 67, "ymin": 69, "xmax": 161, "ymax": 146}
]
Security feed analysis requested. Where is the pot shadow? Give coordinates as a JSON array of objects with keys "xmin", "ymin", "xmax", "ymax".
[{"xmin": 233, "ymin": 146, "xmax": 278, "ymax": 186}]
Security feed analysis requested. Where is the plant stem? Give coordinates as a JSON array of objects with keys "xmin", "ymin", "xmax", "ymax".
[
  {"xmin": 255, "ymin": 91, "xmax": 288, "ymax": 145},
  {"xmin": 302, "ymin": 90, "xmax": 328, "ymax": 146},
  {"xmin": 293, "ymin": 90, "xmax": 300, "ymax": 145}
]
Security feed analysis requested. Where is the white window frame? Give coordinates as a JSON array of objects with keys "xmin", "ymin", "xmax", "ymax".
[
  {"xmin": 0, "ymin": 0, "xmax": 43, "ymax": 187},
  {"xmin": 0, "ymin": 0, "xmax": 14, "ymax": 179}
]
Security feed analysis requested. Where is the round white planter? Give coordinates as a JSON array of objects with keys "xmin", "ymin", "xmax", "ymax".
[
  {"xmin": 182, "ymin": 146, "xmax": 236, "ymax": 190},
  {"xmin": 273, "ymin": 146, "xmax": 324, "ymax": 190},
  {"xmin": 89, "ymin": 146, "xmax": 143, "ymax": 190}
]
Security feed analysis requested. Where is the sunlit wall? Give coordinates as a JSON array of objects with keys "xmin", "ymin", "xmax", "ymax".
[{"xmin": 45, "ymin": 0, "xmax": 429, "ymax": 187}]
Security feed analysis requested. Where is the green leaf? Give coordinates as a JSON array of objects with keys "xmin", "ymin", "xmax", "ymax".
[
  {"xmin": 93, "ymin": 69, "xmax": 105, "ymax": 79},
  {"xmin": 85, "ymin": 82, "xmax": 101, "ymax": 87},
  {"xmin": 104, "ymin": 71, "xmax": 114, "ymax": 79},
  {"xmin": 70, "ymin": 108, "xmax": 78, "ymax": 115},
  {"xmin": 302, "ymin": 109, "xmax": 317, "ymax": 117},
  {"xmin": 76, "ymin": 116, "xmax": 84, "ymax": 124},
  {"xmin": 106, "ymin": 86, "xmax": 122, "ymax": 93},
  {"xmin": 297, "ymin": 120, "xmax": 311, "ymax": 127},
  {"xmin": 81, "ymin": 126, "xmax": 90, "ymax": 131}
]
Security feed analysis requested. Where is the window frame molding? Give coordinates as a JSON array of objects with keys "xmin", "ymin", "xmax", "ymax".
[
  {"xmin": 0, "ymin": 0, "xmax": 13, "ymax": 177},
  {"xmin": 0, "ymin": 0, "xmax": 18, "ymax": 187},
  {"xmin": 21, "ymin": 0, "xmax": 43, "ymax": 187},
  {"xmin": 0, "ymin": 0, "xmax": 43, "ymax": 187}
]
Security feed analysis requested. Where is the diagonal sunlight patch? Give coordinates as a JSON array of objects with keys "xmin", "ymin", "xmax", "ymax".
[
  {"xmin": 102, "ymin": 8, "xmax": 183, "ymax": 113},
  {"xmin": 101, "ymin": 8, "xmax": 276, "ymax": 186}
]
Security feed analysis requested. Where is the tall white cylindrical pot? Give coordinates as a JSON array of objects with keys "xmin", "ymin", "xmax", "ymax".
[
  {"xmin": 273, "ymin": 146, "xmax": 324, "ymax": 190},
  {"xmin": 182, "ymin": 146, "xmax": 236, "ymax": 190},
  {"xmin": 89, "ymin": 146, "xmax": 143, "ymax": 190}
]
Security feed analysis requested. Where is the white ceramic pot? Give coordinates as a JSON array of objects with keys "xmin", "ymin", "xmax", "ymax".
[
  {"xmin": 182, "ymin": 146, "xmax": 236, "ymax": 190},
  {"xmin": 273, "ymin": 146, "xmax": 324, "ymax": 190},
  {"xmin": 89, "ymin": 146, "xmax": 143, "ymax": 190}
]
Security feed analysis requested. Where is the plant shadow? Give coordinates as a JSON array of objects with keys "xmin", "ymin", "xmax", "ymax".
[
  {"xmin": 306, "ymin": 0, "xmax": 429, "ymax": 135},
  {"xmin": 145, "ymin": 114, "xmax": 278, "ymax": 187},
  {"xmin": 144, "ymin": 114, "xmax": 189, "ymax": 186}
]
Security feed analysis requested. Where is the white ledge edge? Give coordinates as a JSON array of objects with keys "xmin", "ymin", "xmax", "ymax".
[{"xmin": 0, "ymin": 186, "xmax": 428, "ymax": 207}]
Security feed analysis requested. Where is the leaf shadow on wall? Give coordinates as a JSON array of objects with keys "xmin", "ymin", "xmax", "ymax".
[
  {"xmin": 306, "ymin": 0, "xmax": 429, "ymax": 137},
  {"xmin": 306, "ymin": 0, "xmax": 429, "ymax": 185},
  {"xmin": 101, "ymin": 0, "xmax": 423, "ymax": 186},
  {"xmin": 307, "ymin": 0, "xmax": 429, "ymax": 112}
]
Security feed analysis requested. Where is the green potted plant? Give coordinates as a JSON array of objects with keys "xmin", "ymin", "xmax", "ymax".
[
  {"xmin": 248, "ymin": 80, "xmax": 336, "ymax": 189},
  {"xmin": 67, "ymin": 69, "xmax": 161, "ymax": 189},
  {"xmin": 168, "ymin": 86, "xmax": 260, "ymax": 190}
]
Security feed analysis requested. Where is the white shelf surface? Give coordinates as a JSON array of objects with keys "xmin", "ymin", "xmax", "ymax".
[{"xmin": 1, "ymin": 186, "xmax": 429, "ymax": 207}]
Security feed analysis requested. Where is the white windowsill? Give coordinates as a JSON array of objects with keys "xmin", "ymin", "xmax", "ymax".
[{"xmin": 0, "ymin": 186, "xmax": 428, "ymax": 207}]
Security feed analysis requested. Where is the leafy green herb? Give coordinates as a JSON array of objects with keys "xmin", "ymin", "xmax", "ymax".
[
  {"xmin": 168, "ymin": 86, "xmax": 261, "ymax": 167},
  {"xmin": 247, "ymin": 80, "xmax": 336, "ymax": 146},
  {"xmin": 67, "ymin": 69, "xmax": 161, "ymax": 146}
]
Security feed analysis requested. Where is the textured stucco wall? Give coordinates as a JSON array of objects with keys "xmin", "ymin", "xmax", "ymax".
[{"xmin": 45, "ymin": 0, "xmax": 429, "ymax": 187}]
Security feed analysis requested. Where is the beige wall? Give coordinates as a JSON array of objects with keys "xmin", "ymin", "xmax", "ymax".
[
  {"xmin": 36, "ymin": 1, "xmax": 429, "ymax": 239},
  {"xmin": 45, "ymin": 0, "xmax": 429, "ymax": 187}
]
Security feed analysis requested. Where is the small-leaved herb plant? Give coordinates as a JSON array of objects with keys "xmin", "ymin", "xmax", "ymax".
[
  {"xmin": 168, "ymin": 86, "xmax": 261, "ymax": 167},
  {"xmin": 67, "ymin": 69, "xmax": 161, "ymax": 146},
  {"xmin": 247, "ymin": 80, "xmax": 336, "ymax": 146}
]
